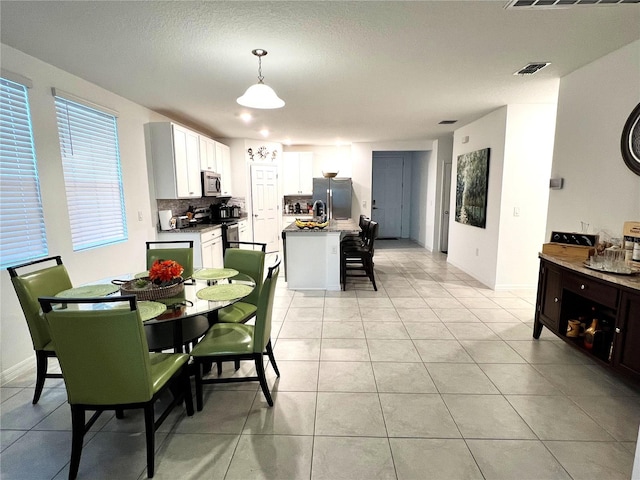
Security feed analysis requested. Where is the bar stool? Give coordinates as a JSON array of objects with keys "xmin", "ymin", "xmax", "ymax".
[{"xmin": 341, "ymin": 221, "xmax": 378, "ymax": 291}]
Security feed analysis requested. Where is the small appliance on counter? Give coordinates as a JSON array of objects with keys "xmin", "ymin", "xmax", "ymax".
[
  {"xmin": 175, "ymin": 216, "xmax": 190, "ymax": 229},
  {"xmin": 312, "ymin": 200, "xmax": 326, "ymax": 221},
  {"xmin": 210, "ymin": 203, "xmax": 231, "ymax": 222},
  {"xmin": 193, "ymin": 207, "xmax": 210, "ymax": 224},
  {"xmin": 229, "ymin": 205, "xmax": 241, "ymax": 218},
  {"xmin": 158, "ymin": 210, "xmax": 173, "ymax": 230}
]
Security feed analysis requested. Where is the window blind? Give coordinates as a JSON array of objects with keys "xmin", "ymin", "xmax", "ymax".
[
  {"xmin": 54, "ymin": 95, "xmax": 127, "ymax": 251},
  {"xmin": 0, "ymin": 77, "xmax": 48, "ymax": 268}
]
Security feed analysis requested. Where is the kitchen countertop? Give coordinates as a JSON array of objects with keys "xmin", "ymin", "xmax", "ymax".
[
  {"xmin": 158, "ymin": 215, "xmax": 250, "ymax": 234},
  {"xmin": 539, "ymin": 253, "xmax": 640, "ymax": 291},
  {"xmin": 282, "ymin": 218, "xmax": 360, "ymax": 234},
  {"xmin": 159, "ymin": 223, "xmax": 222, "ymax": 234}
]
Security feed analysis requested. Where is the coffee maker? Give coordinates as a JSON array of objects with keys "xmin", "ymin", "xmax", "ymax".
[{"xmin": 312, "ymin": 200, "xmax": 326, "ymax": 220}]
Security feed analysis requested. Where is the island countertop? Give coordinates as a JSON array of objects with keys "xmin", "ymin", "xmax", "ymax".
[{"xmin": 282, "ymin": 218, "xmax": 360, "ymax": 234}]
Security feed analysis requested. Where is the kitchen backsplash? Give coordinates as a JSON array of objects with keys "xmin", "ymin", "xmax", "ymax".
[{"xmin": 157, "ymin": 197, "xmax": 246, "ymax": 218}]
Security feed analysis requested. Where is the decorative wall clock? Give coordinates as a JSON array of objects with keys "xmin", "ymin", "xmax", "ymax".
[{"xmin": 621, "ymin": 102, "xmax": 640, "ymax": 176}]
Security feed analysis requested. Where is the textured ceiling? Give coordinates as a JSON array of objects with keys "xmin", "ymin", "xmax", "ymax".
[{"xmin": 1, "ymin": 1, "xmax": 639, "ymax": 145}]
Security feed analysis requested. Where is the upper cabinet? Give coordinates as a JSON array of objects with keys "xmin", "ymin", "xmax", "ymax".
[
  {"xmin": 283, "ymin": 152, "xmax": 313, "ymax": 195},
  {"xmin": 217, "ymin": 142, "xmax": 232, "ymax": 196},
  {"xmin": 147, "ymin": 122, "xmax": 202, "ymax": 199},
  {"xmin": 199, "ymin": 135, "xmax": 216, "ymax": 172},
  {"xmin": 199, "ymin": 134, "xmax": 232, "ymax": 196}
]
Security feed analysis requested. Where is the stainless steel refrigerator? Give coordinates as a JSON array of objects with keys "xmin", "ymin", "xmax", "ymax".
[{"xmin": 312, "ymin": 177, "xmax": 352, "ymax": 220}]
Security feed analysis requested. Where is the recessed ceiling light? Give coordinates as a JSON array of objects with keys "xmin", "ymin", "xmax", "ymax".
[
  {"xmin": 439, "ymin": 120, "xmax": 458, "ymax": 125},
  {"xmin": 284, "ymin": 138, "xmax": 292, "ymax": 146},
  {"xmin": 240, "ymin": 113, "xmax": 252, "ymax": 122},
  {"xmin": 260, "ymin": 129, "xmax": 270, "ymax": 137}
]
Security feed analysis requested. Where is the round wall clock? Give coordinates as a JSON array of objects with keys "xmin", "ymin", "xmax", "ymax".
[{"xmin": 621, "ymin": 102, "xmax": 640, "ymax": 176}]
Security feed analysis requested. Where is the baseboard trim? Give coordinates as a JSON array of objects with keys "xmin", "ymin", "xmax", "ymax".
[{"xmin": 1, "ymin": 356, "xmax": 33, "ymax": 386}]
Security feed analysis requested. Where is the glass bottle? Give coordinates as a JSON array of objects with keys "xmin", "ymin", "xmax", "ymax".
[{"xmin": 584, "ymin": 308, "xmax": 599, "ymax": 351}]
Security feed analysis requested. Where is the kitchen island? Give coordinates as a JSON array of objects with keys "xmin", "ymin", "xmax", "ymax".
[{"xmin": 282, "ymin": 218, "xmax": 360, "ymax": 290}]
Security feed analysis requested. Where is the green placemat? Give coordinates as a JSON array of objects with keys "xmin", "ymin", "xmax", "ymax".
[
  {"xmin": 192, "ymin": 268, "xmax": 239, "ymax": 281},
  {"xmin": 134, "ymin": 271, "xmax": 149, "ymax": 279},
  {"xmin": 137, "ymin": 301, "xmax": 167, "ymax": 322},
  {"xmin": 196, "ymin": 284, "xmax": 253, "ymax": 302},
  {"xmin": 55, "ymin": 284, "xmax": 119, "ymax": 298}
]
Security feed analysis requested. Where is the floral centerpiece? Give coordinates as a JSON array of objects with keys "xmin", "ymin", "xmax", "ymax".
[
  {"xmin": 119, "ymin": 259, "xmax": 185, "ymax": 300},
  {"xmin": 148, "ymin": 259, "xmax": 183, "ymax": 286}
]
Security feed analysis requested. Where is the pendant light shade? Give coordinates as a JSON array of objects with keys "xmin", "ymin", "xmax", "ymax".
[{"xmin": 237, "ymin": 49, "xmax": 285, "ymax": 109}]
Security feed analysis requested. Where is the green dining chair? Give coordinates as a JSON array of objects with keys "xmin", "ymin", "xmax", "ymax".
[
  {"xmin": 216, "ymin": 247, "xmax": 266, "ymax": 325},
  {"xmin": 190, "ymin": 260, "xmax": 281, "ymax": 410},
  {"xmin": 7, "ymin": 256, "xmax": 72, "ymax": 404},
  {"xmin": 146, "ymin": 240, "xmax": 194, "ymax": 280},
  {"xmin": 38, "ymin": 295, "xmax": 194, "ymax": 480}
]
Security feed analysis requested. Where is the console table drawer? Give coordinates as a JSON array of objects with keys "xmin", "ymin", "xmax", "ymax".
[{"xmin": 564, "ymin": 272, "xmax": 619, "ymax": 308}]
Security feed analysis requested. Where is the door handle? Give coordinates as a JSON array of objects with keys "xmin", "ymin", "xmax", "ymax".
[
  {"xmin": 253, "ymin": 214, "xmax": 259, "ymax": 217},
  {"xmin": 372, "ymin": 207, "xmax": 378, "ymax": 210}
]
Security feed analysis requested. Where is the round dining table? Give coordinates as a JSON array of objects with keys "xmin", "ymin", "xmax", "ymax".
[{"xmin": 55, "ymin": 268, "xmax": 256, "ymax": 353}]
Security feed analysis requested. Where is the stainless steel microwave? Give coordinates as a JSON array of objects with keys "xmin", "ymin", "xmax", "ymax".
[{"xmin": 202, "ymin": 170, "xmax": 221, "ymax": 196}]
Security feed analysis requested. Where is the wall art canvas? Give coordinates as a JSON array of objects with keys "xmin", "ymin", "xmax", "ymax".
[{"xmin": 455, "ymin": 148, "xmax": 490, "ymax": 228}]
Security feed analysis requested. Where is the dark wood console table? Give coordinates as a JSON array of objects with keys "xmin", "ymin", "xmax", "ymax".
[{"xmin": 534, "ymin": 254, "xmax": 640, "ymax": 381}]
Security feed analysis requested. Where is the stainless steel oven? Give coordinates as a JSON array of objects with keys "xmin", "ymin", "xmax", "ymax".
[{"xmin": 221, "ymin": 221, "xmax": 239, "ymax": 251}]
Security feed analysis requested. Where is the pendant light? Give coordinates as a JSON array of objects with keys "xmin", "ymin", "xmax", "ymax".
[{"xmin": 237, "ymin": 49, "xmax": 285, "ymax": 109}]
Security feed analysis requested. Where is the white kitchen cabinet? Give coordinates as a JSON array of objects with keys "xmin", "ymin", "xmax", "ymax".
[
  {"xmin": 283, "ymin": 152, "xmax": 313, "ymax": 195},
  {"xmin": 147, "ymin": 122, "xmax": 202, "ymax": 199},
  {"xmin": 238, "ymin": 219, "xmax": 250, "ymax": 242},
  {"xmin": 158, "ymin": 227, "xmax": 223, "ymax": 268},
  {"xmin": 216, "ymin": 142, "xmax": 232, "ymax": 196},
  {"xmin": 199, "ymin": 135, "xmax": 217, "ymax": 172},
  {"xmin": 200, "ymin": 228, "xmax": 224, "ymax": 268}
]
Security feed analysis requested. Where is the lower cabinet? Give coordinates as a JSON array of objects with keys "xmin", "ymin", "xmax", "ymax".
[
  {"xmin": 613, "ymin": 292, "xmax": 640, "ymax": 378},
  {"xmin": 158, "ymin": 227, "xmax": 223, "ymax": 268},
  {"xmin": 535, "ymin": 261, "xmax": 562, "ymax": 335},
  {"xmin": 200, "ymin": 229, "xmax": 224, "ymax": 268},
  {"xmin": 238, "ymin": 219, "xmax": 251, "ymax": 243},
  {"xmin": 534, "ymin": 257, "xmax": 640, "ymax": 381}
]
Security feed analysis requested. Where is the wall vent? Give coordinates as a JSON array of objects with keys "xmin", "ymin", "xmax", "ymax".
[
  {"xmin": 505, "ymin": 0, "xmax": 639, "ymax": 9},
  {"xmin": 514, "ymin": 63, "xmax": 550, "ymax": 75},
  {"xmin": 439, "ymin": 120, "xmax": 458, "ymax": 125}
]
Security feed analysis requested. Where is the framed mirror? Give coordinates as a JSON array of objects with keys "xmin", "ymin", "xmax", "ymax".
[{"xmin": 621, "ymin": 102, "xmax": 640, "ymax": 176}]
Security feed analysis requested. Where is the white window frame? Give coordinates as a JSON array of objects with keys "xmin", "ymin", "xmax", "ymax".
[
  {"xmin": 0, "ymin": 75, "xmax": 49, "ymax": 268},
  {"xmin": 53, "ymin": 90, "xmax": 128, "ymax": 251}
]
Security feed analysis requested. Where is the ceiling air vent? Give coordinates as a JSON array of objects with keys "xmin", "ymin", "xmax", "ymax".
[
  {"xmin": 505, "ymin": 0, "xmax": 639, "ymax": 9},
  {"xmin": 514, "ymin": 63, "xmax": 550, "ymax": 75},
  {"xmin": 439, "ymin": 120, "xmax": 458, "ymax": 125}
]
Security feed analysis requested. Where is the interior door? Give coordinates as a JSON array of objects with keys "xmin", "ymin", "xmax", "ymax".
[
  {"xmin": 372, "ymin": 154, "xmax": 403, "ymax": 238},
  {"xmin": 250, "ymin": 164, "xmax": 279, "ymax": 253},
  {"xmin": 440, "ymin": 162, "xmax": 452, "ymax": 253}
]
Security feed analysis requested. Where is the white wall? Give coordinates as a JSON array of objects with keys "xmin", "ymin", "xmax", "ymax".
[
  {"xmin": 546, "ymin": 39, "xmax": 640, "ymax": 239},
  {"xmin": 410, "ymin": 151, "xmax": 431, "ymax": 246},
  {"xmin": 496, "ymin": 104, "xmax": 557, "ymax": 289},
  {"xmin": 0, "ymin": 45, "xmax": 168, "ymax": 381},
  {"xmin": 448, "ymin": 104, "xmax": 557, "ymax": 289},
  {"xmin": 449, "ymin": 108, "xmax": 508, "ymax": 288},
  {"xmin": 428, "ymin": 135, "xmax": 453, "ymax": 252}
]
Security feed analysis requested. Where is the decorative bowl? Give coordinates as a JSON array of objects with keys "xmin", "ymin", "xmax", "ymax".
[
  {"xmin": 322, "ymin": 171, "xmax": 338, "ymax": 178},
  {"xmin": 115, "ymin": 277, "xmax": 184, "ymax": 301}
]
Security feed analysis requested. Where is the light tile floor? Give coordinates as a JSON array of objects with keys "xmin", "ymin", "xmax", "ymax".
[{"xmin": 2, "ymin": 239, "xmax": 639, "ymax": 479}]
